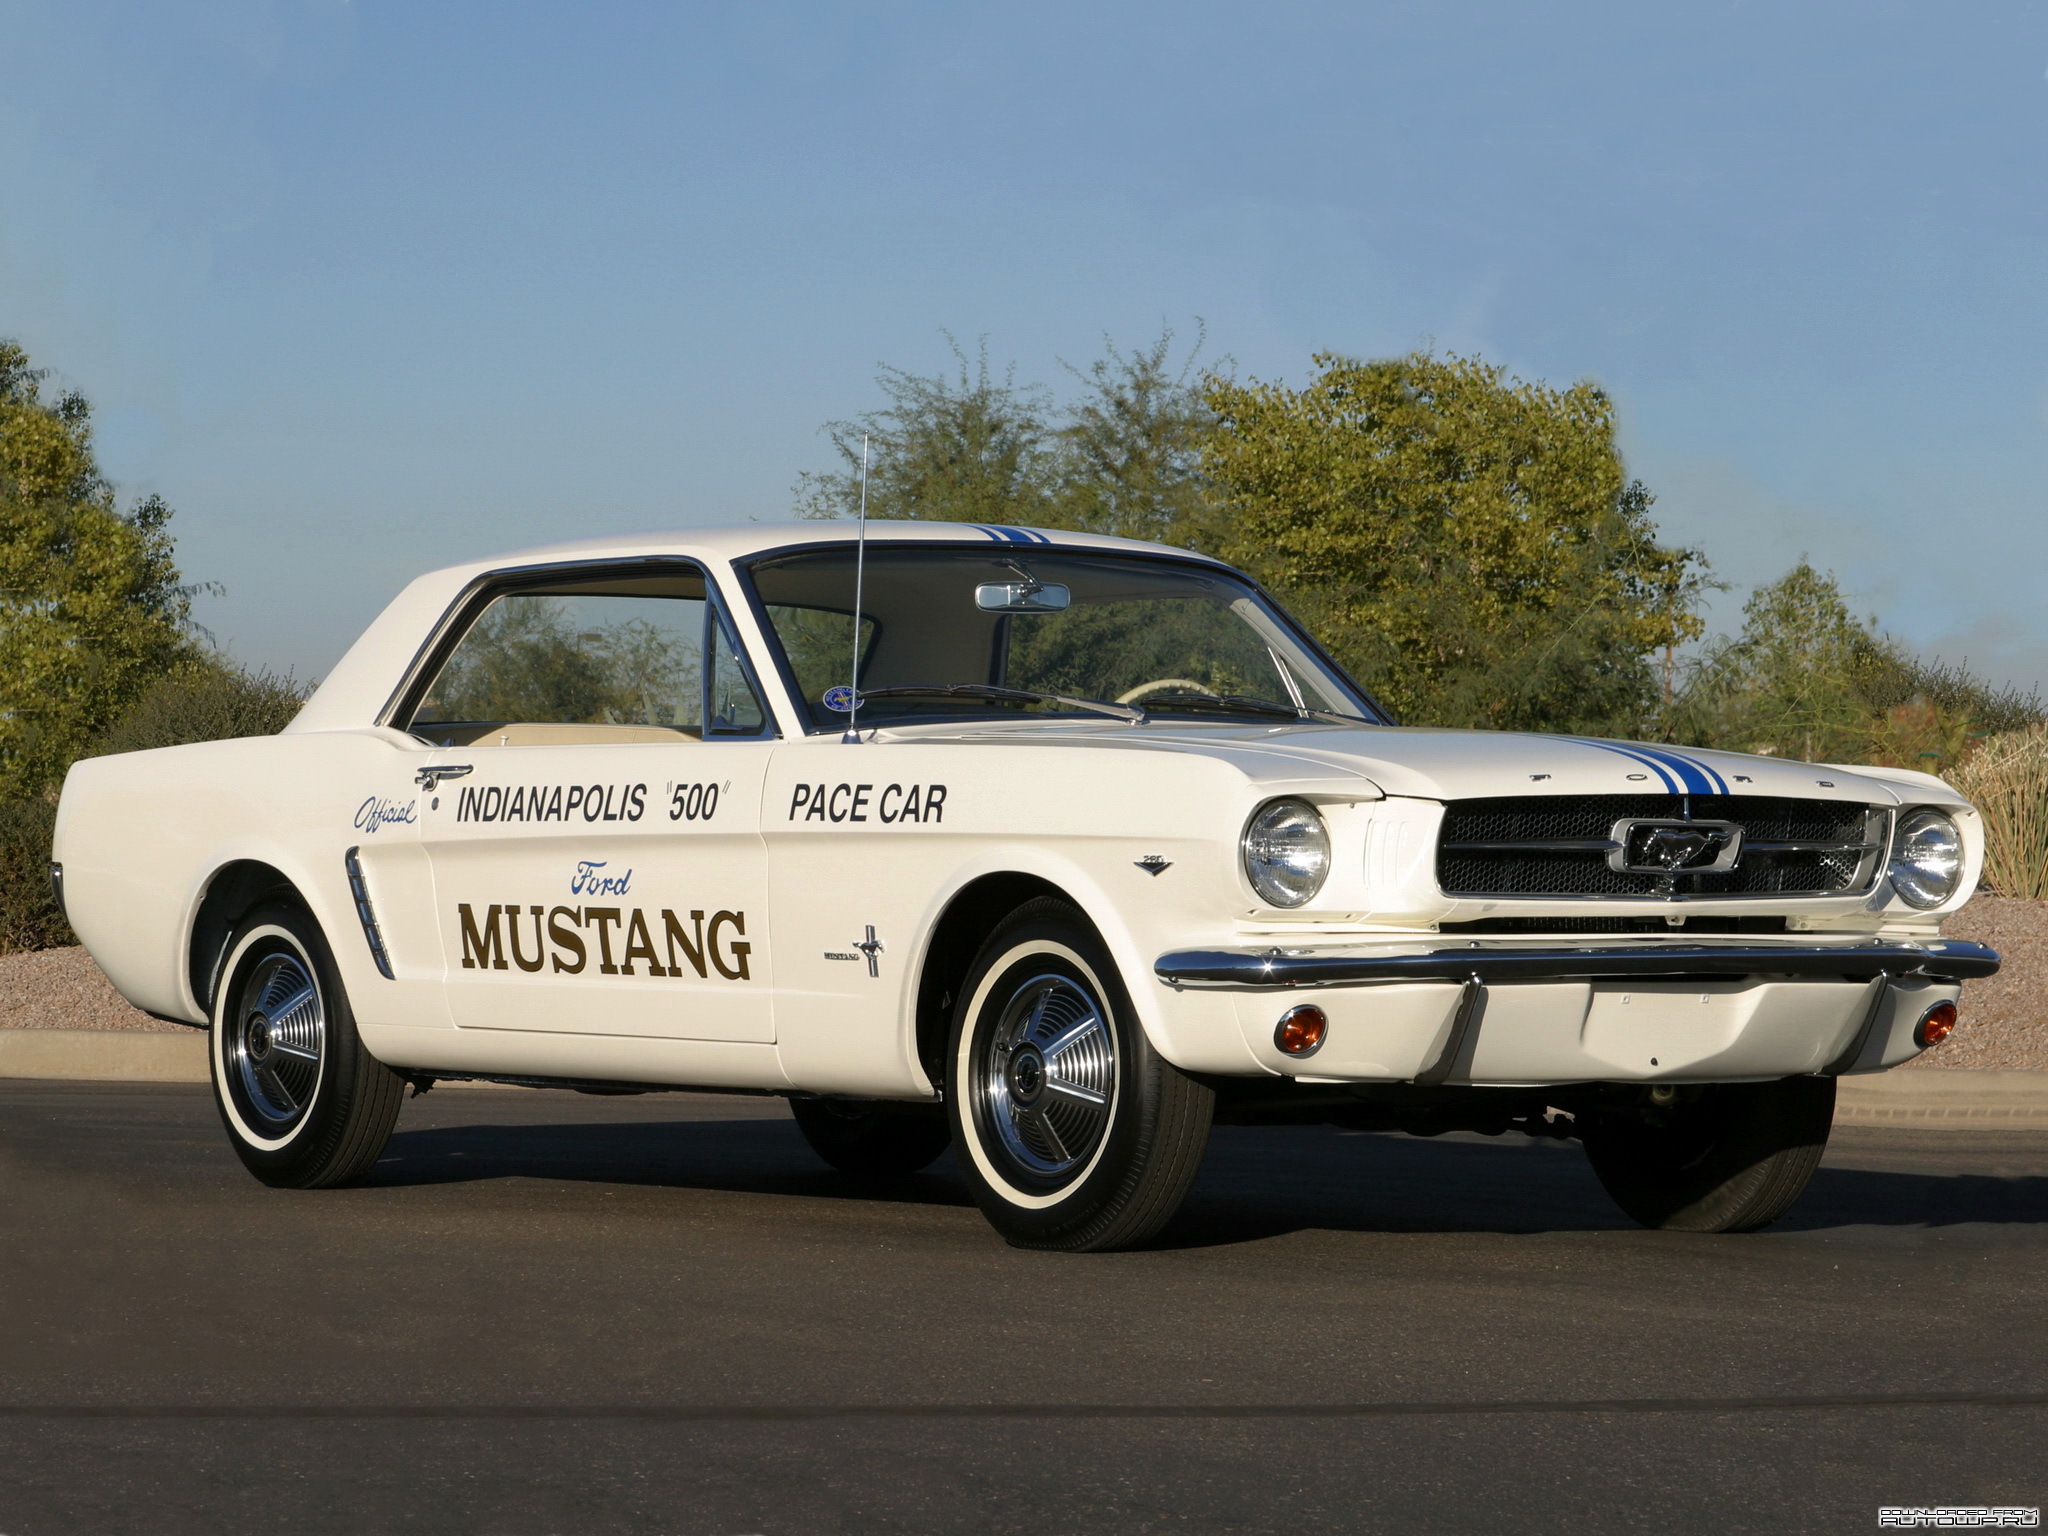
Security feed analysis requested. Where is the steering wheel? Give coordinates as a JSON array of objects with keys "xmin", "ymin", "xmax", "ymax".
[{"xmin": 1116, "ymin": 678, "xmax": 1218, "ymax": 705}]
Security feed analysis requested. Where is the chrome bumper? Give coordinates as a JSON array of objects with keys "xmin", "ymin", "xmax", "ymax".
[{"xmin": 1154, "ymin": 936, "xmax": 2002, "ymax": 990}]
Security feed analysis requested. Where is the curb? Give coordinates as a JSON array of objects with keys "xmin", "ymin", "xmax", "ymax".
[
  {"xmin": 1834, "ymin": 1070, "xmax": 2048, "ymax": 1128},
  {"xmin": 3, "ymin": 1030, "xmax": 2048, "ymax": 1126},
  {"xmin": 0, "ymin": 1028, "xmax": 208, "ymax": 1083}
]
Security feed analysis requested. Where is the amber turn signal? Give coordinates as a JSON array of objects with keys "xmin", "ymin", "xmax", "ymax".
[
  {"xmin": 1274, "ymin": 1004, "xmax": 1328, "ymax": 1057},
  {"xmin": 1914, "ymin": 1000, "xmax": 1958, "ymax": 1050}
]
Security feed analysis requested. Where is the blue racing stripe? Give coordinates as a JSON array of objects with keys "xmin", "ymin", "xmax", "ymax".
[
  {"xmin": 968, "ymin": 523, "xmax": 1053, "ymax": 545},
  {"xmin": 1638, "ymin": 745, "xmax": 1729, "ymax": 795},
  {"xmin": 1567, "ymin": 738, "xmax": 1681, "ymax": 793},
  {"xmin": 1623, "ymin": 745, "xmax": 1713, "ymax": 796}
]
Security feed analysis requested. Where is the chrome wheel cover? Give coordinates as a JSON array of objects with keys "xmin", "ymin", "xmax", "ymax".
[
  {"xmin": 976, "ymin": 970, "xmax": 1116, "ymax": 1184},
  {"xmin": 228, "ymin": 951, "xmax": 325, "ymax": 1134}
]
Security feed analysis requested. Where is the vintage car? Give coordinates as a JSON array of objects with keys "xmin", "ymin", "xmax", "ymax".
[{"xmin": 53, "ymin": 521, "xmax": 1999, "ymax": 1249}]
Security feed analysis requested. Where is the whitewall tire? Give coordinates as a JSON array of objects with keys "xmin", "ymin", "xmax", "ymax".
[
  {"xmin": 210, "ymin": 901, "xmax": 405, "ymax": 1189},
  {"xmin": 947, "ymin": 898, "xmax": 1213, "ymax": 1251}
]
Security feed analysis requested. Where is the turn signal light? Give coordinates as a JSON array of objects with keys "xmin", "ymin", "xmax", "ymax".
[
  {"xmin": 1274, "ymin": 1005, "xmax": 1328, "ymax": 1057},
  {"xmin": 1914, "ymin": 1000, "xmax": 1959, "ymax": 1050}
]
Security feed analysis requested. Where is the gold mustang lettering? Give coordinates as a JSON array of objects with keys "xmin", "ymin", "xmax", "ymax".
[{"xmin": 457, "ymin": 902, "xmax": 750, "ymax": 981}]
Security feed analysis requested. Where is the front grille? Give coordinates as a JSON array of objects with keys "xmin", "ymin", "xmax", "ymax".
[
  {"xmin": 1436, "ymin": 794, "xmax": 1887, "ymax": 900},
  {"xmin": 1439, "ymin": 915, "xmax": 1790, "ymax": 935}
]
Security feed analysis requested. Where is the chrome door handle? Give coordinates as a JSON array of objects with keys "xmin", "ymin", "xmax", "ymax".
[{"xmin": 415, "ymin": 764, "xmax": 473, "ymax": 792}]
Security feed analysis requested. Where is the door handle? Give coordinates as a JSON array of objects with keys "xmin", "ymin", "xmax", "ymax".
[{"xmin": 415, "ymin": 764, "xmax": 473, "ymax": 792}]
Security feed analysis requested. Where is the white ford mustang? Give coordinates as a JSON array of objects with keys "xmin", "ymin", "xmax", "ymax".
[{"xmin": 52, "ymin": 521, "xmax": 1999, "ymax": 1248}]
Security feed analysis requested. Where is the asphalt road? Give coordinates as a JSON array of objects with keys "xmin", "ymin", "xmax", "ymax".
[{"xmin": 2, "ymin": 1082, "xmax": 2046, "ymax": 1536}]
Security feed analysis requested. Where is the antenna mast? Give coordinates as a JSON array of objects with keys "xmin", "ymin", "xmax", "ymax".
[{"xmin": 841, "ymin": 434, "xmax": 870, "ymax": 744}]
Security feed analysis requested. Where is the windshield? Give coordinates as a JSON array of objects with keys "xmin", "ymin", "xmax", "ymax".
[{"xmin": 744, "ymin": 544, "xmax": 1382, "ymax": 732}]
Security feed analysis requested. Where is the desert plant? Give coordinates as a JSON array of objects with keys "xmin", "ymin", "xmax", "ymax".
[{"xmin": 1946, "ymin": 726, "xmax": 2048, "ymax": 900}]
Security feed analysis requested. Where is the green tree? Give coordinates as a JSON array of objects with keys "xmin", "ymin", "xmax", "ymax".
[
  {"xmin": 0, "ymin": 340, "xmax": 201, "ymax": 798},
  {"xmin": 1198, "ymin": 351, "xmax": 1706, "ymax": 733},
  {"xmin": 1048, "ymin": 327, "xmax": 1221, "ymax": 548},
  {"xmin": 796, "ymin": 336, "xmax": 1057, "ymax": 524},
  {"xmin": 1671, "ymin": 562, "xmax": 2041, "ymax": 766},
  {"xmin": 796, "ymin": 328, "xmax": 1223, "ymax": 544}
]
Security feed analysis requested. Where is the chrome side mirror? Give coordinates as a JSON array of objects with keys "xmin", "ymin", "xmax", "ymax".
[{"xmin": 975, "ymin": 582, "xmax": 1071, "ymax": 613}]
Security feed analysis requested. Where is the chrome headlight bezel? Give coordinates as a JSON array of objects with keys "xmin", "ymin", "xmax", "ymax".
[
  {"xmin": 1888, "ymin": 807, "xmax": 1964, "ymax": 909},
  {"xmin": 1241, "ymin": 797, "xmax": 1331, "ymax": 909}
]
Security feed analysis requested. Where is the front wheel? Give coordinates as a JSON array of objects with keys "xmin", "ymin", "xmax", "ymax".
[
  {"xmin": 947, "ymin": 898, "xmax": 1213, "ymax": 1252},
  {"xmin": 210, "ymin": 901, "xmax": 405, "ymax": 1189},
  {"xmin": 1580, "ymin": 1076, "xmax": 1836, "ymax": 1233}
]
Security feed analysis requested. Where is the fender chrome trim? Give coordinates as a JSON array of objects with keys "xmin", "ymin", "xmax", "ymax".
[{"xmin": 1154, "ymin": 937, "xmax": 2001, "ymax": 989}]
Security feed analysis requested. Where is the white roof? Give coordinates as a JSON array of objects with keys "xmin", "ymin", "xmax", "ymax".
[{"xmin": 288, "ymin": 520, "xmax": 1230, "ymax": 733}]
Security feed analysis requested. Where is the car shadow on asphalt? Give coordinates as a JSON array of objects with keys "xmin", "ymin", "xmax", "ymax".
[
  {"xmin": 365, "ymin": 1115, "xmax": 2048, "ymax": 1245},
  {"xmin": 1161, "ymin": 1127, "xmax": 2048, "ymax": 1245},
  {"xmin": 369, "ymin": 1115, "xmax": 981, "ymax": 1208},
  {"xmin": 372, "ymin": 1122, "xmax": 2048, "ymax": 1253}
]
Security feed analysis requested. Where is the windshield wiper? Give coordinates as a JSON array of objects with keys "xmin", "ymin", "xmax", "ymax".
[
  {"xmin": 856, "ymin": 685, "xmax": 1143, "ymax": 724},
  {"xmin": 1141, "ymin": 691, "xmax": 1357, "ymax": 725}
]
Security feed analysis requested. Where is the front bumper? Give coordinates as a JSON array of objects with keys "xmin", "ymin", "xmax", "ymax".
[
  {"xmin": 1154, "ymin": 936, "xmax": 1999, "ymax": 1087},
  {"xmin": 1155, "ymin": 936, "xmax": 2001, "ymax": 988}
]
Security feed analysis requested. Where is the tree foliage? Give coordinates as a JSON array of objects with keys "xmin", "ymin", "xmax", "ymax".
[
  {"xmin": 797, "ymin": 335, "xmax": 2036, "ymax": 757},
  {"xmin": 796, "ymin": 328, "xmax": 1219, "ymax": 545},
  {"xmin": 1199, "ymin": 352, "xmax": 1706, "ymax": 732},
  {"xmin": 0, "ymin": 340, "xmax": 201, "ymax": 799},
  {"xmin": 1669, "ymin": 562, "xmax": 2039, "ymax": 766},
  {"xmin": 796, "ymin": 337, "xmax": 1057, "ymax": 526}
]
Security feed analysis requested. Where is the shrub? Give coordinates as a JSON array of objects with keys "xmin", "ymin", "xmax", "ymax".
[
  {"xmin": 92, "ymin": 666, "xmax": 307, "ymax": 756},
  {"xmin": 1946, "ymin": 727, "xmax": 2048, "ymax": 900},
  {"xmin": 0, "ymin": 665, "xmax": 311, "ymax": 952},
  {"xmin": 0, "ymin": 798, "xmax": 67, "ymax": 951}
]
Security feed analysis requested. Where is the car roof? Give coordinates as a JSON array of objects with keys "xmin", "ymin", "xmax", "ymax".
[
  {"xmin": 457, "ymin": 519, "xmax": 1235, "ymax": 568},
  {"xmin": 287, "ymin": 521, "xmax": 1235, "ymax": 734}
]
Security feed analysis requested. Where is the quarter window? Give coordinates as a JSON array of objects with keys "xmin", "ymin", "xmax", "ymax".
[{"xmin": 407, "ymin": 570, "xmax": 769, "ymax": 746}]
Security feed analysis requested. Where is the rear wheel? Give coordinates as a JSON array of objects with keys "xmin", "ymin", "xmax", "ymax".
[
  {"xmin": 210, "ymin": 901, "xmax": 405, "ymax": 1189},
  {"xmin": 947, "ymin": 898, "xmax": 1213, "ymax": 1251},
  {"xmin": 790, "ymin": 1097, "xmax": 951, "ymax": 1176},
  {"xmin": 1580, "ymin": 1076, "xmax": 1836, "ymax": 1232}
]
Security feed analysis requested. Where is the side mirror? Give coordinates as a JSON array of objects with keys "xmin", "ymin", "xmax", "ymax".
[{"xmin": 975, "ymin": 582, "xmax": 1071, "ymax": 613}]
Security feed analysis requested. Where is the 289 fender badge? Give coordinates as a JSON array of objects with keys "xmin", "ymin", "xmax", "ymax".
[{"xmin": 1135, "ymin": 855, "xmax": 1172, "ymax": 876}]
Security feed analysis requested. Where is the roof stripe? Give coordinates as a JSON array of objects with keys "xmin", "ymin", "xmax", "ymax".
[{"xmin": 968, "ymin": 523, "xmax": 1054, "ymax": 546}]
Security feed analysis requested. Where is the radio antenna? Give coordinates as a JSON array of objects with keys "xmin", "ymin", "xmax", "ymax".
[{"xmin": 841, "ymin": 433, "xmax": 870, "ymax": 744}]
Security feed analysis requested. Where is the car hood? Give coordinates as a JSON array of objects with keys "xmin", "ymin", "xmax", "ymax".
[{"xmin": 911, "ymin": 719, "xmax": 1952, "ymax": 806}]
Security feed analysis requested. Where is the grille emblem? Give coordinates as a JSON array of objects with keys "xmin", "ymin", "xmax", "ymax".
[{"xmin": 1608, "ymin": 819, "xmax": 1744, "ymax": 875}]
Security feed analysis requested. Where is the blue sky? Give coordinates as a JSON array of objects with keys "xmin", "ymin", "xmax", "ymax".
[{"xmin": 3, "ymin": 1, "xmax": 2045, "ymax": 689}]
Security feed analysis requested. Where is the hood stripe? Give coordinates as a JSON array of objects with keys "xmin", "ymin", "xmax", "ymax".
[
  {"xmin": 1567, "ymin": 738, "xmax": 1681, "ymax": 793},
  {"xmin": 1635, "ymin": 744, "xmax": 1730, "ymax": 795},
  {"xmin": 1567, "ymin": 738, "xmax": 1733, "ymax": 796}
]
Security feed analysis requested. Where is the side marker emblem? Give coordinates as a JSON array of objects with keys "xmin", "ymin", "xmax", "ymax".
[
  {"xmin": 1135, "ymin": 855, "xmax": 1172, "ymax": 876},
  {"xmin": 853, "ymin": 925, "xmax": 885, "ymax": 978}
]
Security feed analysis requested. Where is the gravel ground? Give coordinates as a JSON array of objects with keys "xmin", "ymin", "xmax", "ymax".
[
  {"xmin": 1911, "ymin": 896, "xmax": 2048, "ymax": 1071},
  {"xmin": 4, "ymin": 900, "xmax": 2045, "ymax": 1064},
  {"xmin": 0, "ymin": 945, "xmax": 189, "ymax": 1032}
]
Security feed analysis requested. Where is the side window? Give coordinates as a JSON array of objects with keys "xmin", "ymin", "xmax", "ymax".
[
  {"xmin": 708, "ymin": 612, "xmax": 766, "ymax": 735},
  {"xmin": 408, "ymin": 571, "xmax": 769, "ymax": 746}
]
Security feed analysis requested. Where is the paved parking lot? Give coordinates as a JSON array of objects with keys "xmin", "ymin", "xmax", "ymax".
[{"xmin": 3, "ymin": 1080, "xmax": 2045, "ymax": 1534}]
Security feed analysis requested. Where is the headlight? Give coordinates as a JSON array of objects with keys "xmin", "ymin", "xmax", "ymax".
[
  {"xmin": 1889, "ymin": 808, "xmax": 1963, "ymax": 909},
  {"xmin": 1242, "ymin": 798, "xmax": 1331, "ymax": 908}
]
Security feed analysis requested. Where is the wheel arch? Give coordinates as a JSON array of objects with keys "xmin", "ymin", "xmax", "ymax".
[
  {"xmin": 188, "ymin": 860, "xmax": 304, "ymax": 1019},
  {"xmin": 913, "ymin": 872, "xmax": 1075, "ymax": 1088}
]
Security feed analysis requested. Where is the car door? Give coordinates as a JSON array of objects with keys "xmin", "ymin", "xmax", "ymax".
[{"xmin": 402, "ymin": 561, "xmax": 777, "ymax": 1043}]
